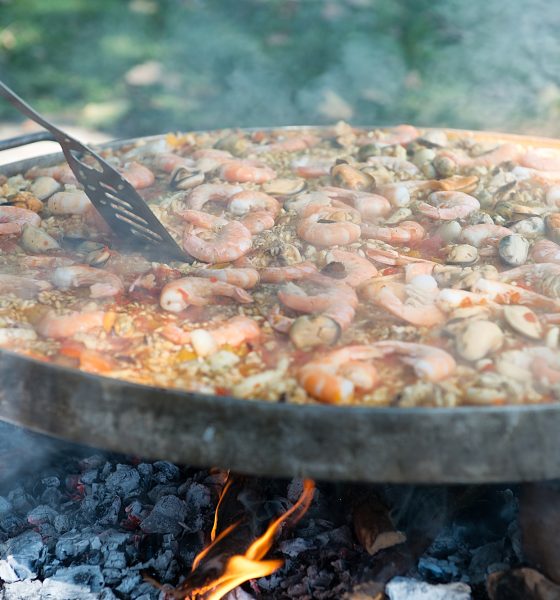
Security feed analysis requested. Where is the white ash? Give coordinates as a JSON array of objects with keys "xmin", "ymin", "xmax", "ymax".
[{"xmin": 385, "ymin": 577, "xmax": 472, "ymax": 600}]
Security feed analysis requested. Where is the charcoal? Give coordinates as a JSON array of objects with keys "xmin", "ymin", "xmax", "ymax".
[
  {"xmin": 385, "ymin": 577, "xmax": 472, "ymax": 599},
  {"xmin": 153, "ymin": 461, "xmax": 180, "ymax": 482},
  {"xmin": 105, "ymin": 465, "xmax": 141, "ymax": 497},
  {"xmin": 40, "ymin": 487, "xmax": 63, "ymax": 508},
  {"xmin": 41, "ymin": 476, "xmax": 61, "ymax": 488},
  {"xmin": 0, "ymin": 529, "xmax": 44, "ymax": 582},
  {"xmin": 417, "ymin": 556, "xmax": 461, "ymax": 583},
  {"xmin": 140, "ymin": 495, "xmax": 187, "ymax": 535},
  {"xmin": 0, "ymin": 514, "xmax": 25, "ymax": 537},
  {"xmin": 116, "ymin": 573, "xmax": 142, "ymax": 594},
  {"xmin": 104, "ymin": 550, "xmax": 127, "ymax": 569},
  {"xmin": 7, "ymin": 488, "xmax": 34, "ymax": 514},
  {"xmin": 279, "ymin": 537, "xmax": 316, "ymax": 558},
  {"xmin": 55, "ymin": 531, "xmax": 91, "ymax": 560},
  {"xmin": 98, "ymin": 496, "xmax": 122, "ymax": 526},
  {"xmin": 53, "ymin": 513, "xmax": 72, "ymax": 534},
  {"xmin": 49, "ymin": 564, "xmax": 104, "ymax": 591},
  {"xmin": 468, "ymin": 541, "xmax": 505, "ymax": 584},
  {"xmin": 27, "ymin": 504, "xmax": 58, "ymax": 526},
  {"xmin": 81, "ymin": 469, "xmax": 99, "ymax": 485},
  {"xmin": 103, "ymin": 567, "xmax": 123, "ymax": 585},
  {"xmin": 0, "ymin": 496, "xmax": 12, "ymax": 515}
]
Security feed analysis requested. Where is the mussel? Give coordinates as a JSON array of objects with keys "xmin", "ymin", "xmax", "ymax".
[{"xmin": 170, "ymin": 167, "xmax": 205, "ymax": 190}]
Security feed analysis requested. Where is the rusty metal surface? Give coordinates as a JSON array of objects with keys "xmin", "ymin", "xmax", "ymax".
[{"xmin": 1, "ymin": 128, "xmax": 559, "ymax": 484}]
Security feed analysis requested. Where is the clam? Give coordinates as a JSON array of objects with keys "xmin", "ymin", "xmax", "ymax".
[
  {"xmin": 437, "ymin": 175, "xmax": 478, "ymax": 193},
  {"xmin": 384, "ymin": 207, "xmax": 413, "ymax": 225},
  {"xmin": 170, "ymin": 167, "xmax": 204, "ymax": 190},
  {"xmin": 86, "ymin": 247, "xmax": 112, "ymax": 267},
  {"xmin": 545, "ymin": 213, "xmax": 560, "ymax": 244},
  {"xmin": 289, "ymin": 315, "xmax": 340, "ymax": 349},
  {"xmin": 357, "ymin": 143, "xmax": 383, "ymax": 161},
  {"xmin": 75, "ymin": 240, "xmax": 106, "ymax": 254},
  {"xmin": 455, "ymin": 320, "xmax": 503, "ymax": 361},
  {"xmin": 330, "ymin": 163, "xmax": 373, "ymax": 191},
  {"xmin": 446, "ymin": 244, "xmax": 478, "ymax": 266},
  {"xmin": 503, "ymin": 305, "xmax": 542, "ymax": 340},
  {"xmin": 262, "ymin": 178, "xmax": 306, "ymax": 196},
  {"xmin": 417, "ymin": 130, "xmax": 448, "ymax": 148},
  {"xmin": 412, "ymin": 148, "xmax": 436, "ymax": 167},
  {"xmin": 498, "ymin": 234, "xmax": 529, "ymax": 266},
  {"xmin": 510, "ymin": 216, "xmax": 545, "ymax": 238},
  {"xmin": 20, "ymin": 224, "xmax": 60, "ymax": 253},
  {"xmin": 278, "ymin": 243, "xmax": 302, "ymax": 265},
  {"xmin": 433, "ymin": 155, "xmax": 456, "ymax": 178},
  {"xmin": 437, "ymin": 221, "xmax": 461, "ymax": 243},
  {"xmin": 30, "ymin": 176, "xmax": 60, "ymax": 200}
]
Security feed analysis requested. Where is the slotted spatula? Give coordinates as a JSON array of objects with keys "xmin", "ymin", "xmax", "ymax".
[{"xmin": 0, "ymin": 80, "xmax": 191, "ymax": 263}]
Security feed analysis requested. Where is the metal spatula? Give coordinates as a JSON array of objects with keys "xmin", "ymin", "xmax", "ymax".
[{"xmin": 0, "ymin": 80, "xmax": 191, "ymax": 263}]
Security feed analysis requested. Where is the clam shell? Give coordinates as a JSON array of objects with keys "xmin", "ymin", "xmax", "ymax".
[
  {"xmin": 503, "ymin": 305, "xmax": 542, "ymax": 339},
  {"xmin": 418, "ymin": 130, "xmax": 448, "ymax": 148},
  {"xmin": 498, "ymin": 234, "xmax": 529, "ymax": 266},
  {"xmin": 262, "ymin": 178, "xmax": 306, "ymax": 196},
  {"xmin": 20, "ymin": 225, "xmax": 59, "ymax": 253},
  {"xmin": 455, "ymin": 320, "xmax": 503, "ymax": 361},
  {"xmin": 437, "ymin": 221, "xmax": 461, "ymax": 243},
  {"xmin": 446, "ymin": 244, "xmax": 478, "ymax": 266},
  {"xmin": 30, "ymin": 176, "xmax": 60, "ymax": 200},
  {"xmin": 330, "ymin": 163, "xmax": 373, "ymax": 191},
  {"xmin": 170, "ymin": 167, "xmax": 204, "ymax": 190},
  {"xmin": 509, "ymin": 216, "xmax": 545, "ymax": 238}
]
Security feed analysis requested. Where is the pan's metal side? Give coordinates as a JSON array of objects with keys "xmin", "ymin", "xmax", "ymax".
[{"xmin": 1, "ymin": 348, "xmax": 560, "ymax": 484}]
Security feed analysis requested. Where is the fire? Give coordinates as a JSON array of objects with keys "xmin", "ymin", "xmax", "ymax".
[{"xmin": 178, "ymin": 477, "xmax": 315, "ymax": 600}]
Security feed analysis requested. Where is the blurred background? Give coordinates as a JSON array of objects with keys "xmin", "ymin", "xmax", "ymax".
[{"xmin": 0, "ymin": 0, "xmax": 559, "ymax": 140}]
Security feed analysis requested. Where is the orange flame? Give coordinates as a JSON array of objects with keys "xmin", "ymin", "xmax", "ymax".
[{"xmin": 188, "ymin": 478, "xmax": 315, "ymax": 600}]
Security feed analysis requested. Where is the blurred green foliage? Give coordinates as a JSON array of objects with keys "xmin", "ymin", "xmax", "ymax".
[{"xmin": 0, "ymin": 0, "xmax": 559, "ymax": 137}]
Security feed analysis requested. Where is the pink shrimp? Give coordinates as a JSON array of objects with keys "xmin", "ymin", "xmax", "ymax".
[
  {"xmin": 119, "ymin": 161, "xmax": 155, "ymax": 189},
  {"xmin": 278, "ymin": 273, "xmax": 358, "ymax": 330},
  {"xmin": 298, "ymin": 345, "xmax": 379, "ymax": 404},
  {"xmin": 259, "ymin": 262, "xmax": 318, "ymax": 283},
  {"xmin": 361, "ymin": 275, "xmax": 446, "ymax": 327},
  {"xmin": 228, "ymin": 191, "xmax": 281, "ymax": 218},
  {"xmin": 219, "ymin": 159, "xmax": 277, "ymax": 184},
  {"xmin": 0, "ymin": 274, "xmax": 52, "ymax": 299},
  {"xmin": 378, "ymin": 124, "xmax": 419, "ymax": 146},
  {"xmin": 36, "ymin": 310, "xmax": 106, "ymax": 339},
  {"xmin": 461, "ymin": 224, "xmax": 512, "ymax": 247},
  {"xmin": 531, "ymin": 239, "xmax": 560, "ymax": 264},
  {"xmin": 182, "ymin": 213, "xmax": 252, "ymax": 263},
  {"xmin": 374, "ymin": 180, "xmax": 436, "ymax": 208},
  {"xmin": 193, "ymin": 266, "xmax": 260, "ymax": 289},
  {"xmin": 416, "ymin": 191, "xmax": 480, "ymax": 220},
  {"xmin": 0, "ymin": 206, "xmax": 41, "ymax": 235},
  {"xmin": 361, "ymin": 220, "xmax": 425, "ymax": 244},
  {"xmin": 440, "ymin": 143, "xmax": 523, "ymax": 168},
  {"xmin": 151, "ymin": 153, "xmax": 195, "ymax": 173},
  {"xmin": 520, "ymin": 148, "xmax": 560, "ymax": 172},
  {"xmin": 160, "ymin": 276, "xmax": 252, "ymax": 313},
  {"xmin": 25, "ymin": 164, "xmax": 78, "ymax": 185},
  {"xmin": 240, "ymin": 211, "xmax": 276, "ymax": 234},
  {"xmin": 371, "ymin": 341, "xmax": 456, "ymax": 382},
  {"xmin": 321, "ymin": 186, "xmax": 392, "ymax": 220},
  {"xmin": 499, "ymin": 262, "xmax": 560, "ymax": 283},
  {"xmin": 253, "ymin": 134, "xmax": 319, "ymax": 154},
  {"xmin": 291, "ymin": 156, "xmax": 333, "ymax": 179},
  {"xmin": 48, "ymin": 191, "xmax": 92, "ymax": 215},
  {"xmin": 51, "ymin": 265, "xmax": 124, "ymax": 298},
  {"xmin": 296, "ymin": 206, "xmax": 361, "ymax": 247},
  {"xmin": 472, "ymin": 278, "xmax": 560, "ymax": 310},
  {"xmin": 365, "ymin": 245, "xmax": 434, "ymax": 267},
  {"xmin": 185, "ymin": 183, "xmax": 242, "ymax": 211},
  {"xmin": 323, "ymin": 249, "xmax": 377, "ymax": 287}
]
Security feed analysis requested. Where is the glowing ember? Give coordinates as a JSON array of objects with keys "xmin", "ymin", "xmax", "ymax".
[{"xmin": 168, "ymin": 477, "xmax": 315, "ymax": 600}]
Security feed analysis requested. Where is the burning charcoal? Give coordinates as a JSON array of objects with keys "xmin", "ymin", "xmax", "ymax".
[
  {"xmin": 40, "ymin": 486, "xmax": 63, "ymax": 508},
  {"xmin": 487, "ymin": 567, "xmax": 560, "ymax": 600},
  {"xmin": 105, "ymin": 465, "xmax": 141, "ymax": 498},
  {"xmin": 116, "ymin": 573, "xmax": 142, "ymax": 595},
  {"xmin": 279, "ymin": 536, "xmax": 316, "ymax": 558},
  {"xmin": 48, "ymin": 564, "xmax": 105, "ymax": 592},
  {"xmin": 183, "ymin": 482, "xmax": 211, "ymax": 532},
  {"xmin": 223, "ymin": 588, "xmax": 257, "ymax": 600},
  {"xmin": 7, "ymin": 488, "xmax": 34, "ymax": 515},
  {"xmin": 27, "ymin": 504, "xmax": 58, "ymax": 526},
  {"xmin": 353, "ymin": 495, "xmax": 407, "ymax": 556},
  {"xmin": 153, "ymin": 461, "xmax": 180, "ymax": 483},
  {"xmin": 55, "ymin": 531, "xmax": 91, "ymax": 560},
  {"xmin": 98, "ymin": 496, "xmax": 122, "ymax": 526},
  {"xmin": 0, "ymin": 529, "xmax": 45, "ymax": 582},
  {"xmin": 147, "ymin": 484, "xmax": 178, "ymax": 502},
  {"xmin": 140, "ymin": 495, "xmax": 187, "ymax": 536},
  {"xmin": 385, "ymin": 576, "xmax": 472, "ymax": 600}
]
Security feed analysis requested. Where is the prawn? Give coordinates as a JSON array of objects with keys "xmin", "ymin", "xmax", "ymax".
[
  {"xmin": 182, "ymin": 213, "xmax": 252, "ymax": 263},
  {"xmin": 321, "ymin": 186, "xmax": 392, "ymax": 220},
  {"xmin": 377, "ymin": 124, "xmax": 419, "ymax": 146},
  {"xmin": 51, "ymin": 265, "xmax": 124, "ymax": 298},
  {"xmin": 292, "ymin": 156, "xmax": 333, "ymax": 179},
  {"xmin": 185, "ymin": 183, "xmax": 242, "ymax": 211},
  {"xmin": 219, "ymin": 159, "xmax": 277, "ymax": 184},
  {"xmin": 440, "ymin": 143, "xmax": 523, "ymax": 168},
  {"xmin": 193, "ymin": 266, "xmax": 260, "ymax": 289},
  {"xmin": 239, "ymin": 211, "xmax": 276, "ymax": 234},
  {"xmin": 253, "ymin": 134, "xmax": 319, "ymax": 154},
  {"xmin": 259, "ymin": 262, "xmax": 318, "ymax": 283},
  {"xmin": 520, "ymin": 148, "xmax": 560, "ymax": 172},
  {"xmin": 361, "ymin": 275, "xmax": 446, "ymax": 327},
  {"xmin": 298, "ymin": 345, "xmax": 379, "ymax": 404},
  {"xmin": 48, "ymin": 191, "xmax": 91, "ymax": 215},
  {"xmin": 151, "ymin": 153, "xmax": 195, "ymax": 173},
  {"xmin": 371, "ymin": 341, "xmax": 456, "ymax": 382},
  {"xmin": 278, "ymin": 273, "xmax": 358, "ymax": 330},
  {"xmin": 25, "ymin": 164, "xmax": 78, "ymax": 185},
  {"xmin": 323, "ymin": 249, "xmax": 377, "ymax": 287},
  {"xmin": 472, "ymin": 278, "xmax": 560, "ymax": 310},
  {"xmin": 531, "ymin": 239, "xmax": 560, "ymax": 264},
  {"xmin": 461, "ymin": 224, "xmax": 511, "ymax": 248},
  {"xmin": 499, "ymin": 262, "xmax": 560, "ymax": 283},
  {"xmin": 36, "ymin": 310, "xmax": 106, "ymax": 339},
  {"xmin": 0, "ymin": 274, "xmax": 52, "ymax": 299},
  {"xmin": 416, "ymin": 191, "xmax": 480, "ymax": 220},
  {"xmin": 119, "ymin": 161, "xmax": 155, "ymax": 189},
  {"xmin": 160, "ymin": 276, "xmax": 252, "ymax": 313},
  {"xmin": 228, "ymin": 191, "xmax": 281, "ymax": 218},
  {"xmin": 361, "ymin": 220, "xmax": 425, "ymax": 244},
  {"xmin": 0, "ymin": 206, "xmax": 41, "ymax": 235},
  {"xmin": 296, "ymin": 206, "xmax": 361, "ymax": 247},
  {"xmin": 365, "ymin": 243, "xmax": 435, "ymax": 267}
]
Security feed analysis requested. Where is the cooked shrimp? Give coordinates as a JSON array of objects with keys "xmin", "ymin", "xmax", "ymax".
[
  {"xmin": 361, "ymin": 275, "xmax": 446, "ymax": 327},
  {"xmin": 25, "ymin": 164, "xmax": 78, "ymax": 185},
  {"xmin": 520, "ymin": 148, "xmax": 560, "ymax": 172},
  {"xmin": 361, "ymin": 221, "xmax": 425, "ymax": 244},
  {"xmin": 298, "ymin": 345, "xmax": 379, "ymax": 404},
  {"xmin": 547, "ymin": 186, "xmax": 560, "ymax": 207},
  {"xmin": 240, "ymin": 211, "xmax": 276, "ymax": 234},
  {"xmin": 365, "ymin": 244, "xmax": 435, "ymax": 267},
  {"xmin": 324, "ymin": 249, "xmax": 377, "ymax": 287},
  {"xmin": 296, "ymin": 206, "xmax": 361, "ymax": 247},
  {"xmin": 472, "ymin": 278, "xmax": 560, "ymax": 310},
  {"xmin": 52, "ymin": 265, "xmax": 124, "ymax": 298},
  {"xmin": 160, "ymin": 276, "xmax": 253, "ymax": 313},
  {"xmin": 193, "ymin": 266, "xmax": 260, "ymax": 289},
  {"xmin": 0, "ymin": 206, "xmax": 41, "ymax": 235},
  {"xmin": 259, "ymin": 262, "xmax": 318, "ymax": 283},
  {"xmin": 499, "ymin": 262, "xmax": 560, "ymax": 283},
  {"xmin": 48, "ymin": 191, "xmax": 91, "ymax": 215},
  {"xmin": 461, "ymin": 224, "xmax": 511, "ymax": 247},
  {"xmin": 219, "ymin": 159, "xmax": 277, "ymax": 184},
  {"xmin": 322, "ymin": 187, "xmax": 392, "ymax": 220},
  {"xmin": 151, "ymin": 153, "xmax": 195, "ymax": 173},
  {"xmin": 530, "ymin": 347, "xmax": 560, "ymax": 385},
  {"xmin": 291, "ymin": 156, "xmax": 333, "ymax": 179},
  {"xmin": 378, "ymin": 124, "xmax": 419, "ymax": 146},
  {"xmin": 0, "ymin": 274, "xmax": 52, "ymax": 299},
  {"xmin": 278, "ymin": 273, "xmax": 358, "ymax": 330},
  {"xmin": 253, "ymin": 134, "xmax": 319, "ymax": 154},
  {"xmin": 531, "ymin": 239, "xmax": 560, "ymax": 264},
  {"xmin": 371, "ymin": 341, "xmax": 456, "ymax": 382},
  {"xmin": 182, "ymin": 213, "xmax": 252, "ymax": 263},
  {"xmin": 512, "ymin": 166, "xmax": 560, "ymax": 184},
  {"xmin": 374, "ymin": 180, "xmax": 436, "ymax": 208},
  {"xmin": 228, "ymin": 191, "xmax": 281, "ymax": 218},
  {"xmin": 119, "ymin": 161, "xmax": 155, "ymax": 189},
  {"xmin": 416, "ymin": 191, "xmax": 480, "ymax": 220},
  {"xmin": 185, "ymin": 183, "xmax": 242, "ymax": 211},
  {"xmin": 36, "ymin": 310, "xmax": 106, "ymax": 339},
  {"xmin": 440, "ymin": 143, "xmax": 523, "ymax": 168}
]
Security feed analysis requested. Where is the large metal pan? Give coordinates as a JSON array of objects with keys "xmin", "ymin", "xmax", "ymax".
[{"xmin": 1, "ymin": 127, "xmax": 559, "ymax": 485}]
